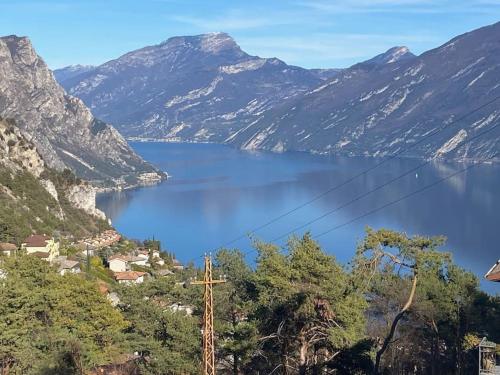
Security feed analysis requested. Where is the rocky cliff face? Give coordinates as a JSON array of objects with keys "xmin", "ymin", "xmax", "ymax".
[
  {"xmin": 55, "ymin": 33, "xmax": 330, "ymax": 142},
  {"xmin": 0, "ymin": 118, "xmax": 104, "ymax": 218},
  {"xmin": 0, "ymin": 118, "xmax": 107, "ymax": 240},
  {"xmin": 227, "ymin": 23, "xmax": 500, "ymax": 162},
  {"xmin": 0, "ymin": 35, "xmax": 163, "ymax": 188}
]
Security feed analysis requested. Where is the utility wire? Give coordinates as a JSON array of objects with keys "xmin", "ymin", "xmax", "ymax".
[
  {"xmin": 211, "ymin": 94, "xmax": 500, "ymax": 252},
  {"xmin": 231, "ymin": 151, "xmax": 498, "ymax": 260},
  {"xmin": 312, "ymin": 152, "xmax": 498, "ymax": 240},
  {"xmin": 185, "ymin": 94, "xmax": 500, "ymax": 265},
  {"xmin": 269, "ymin": 120, "xmax": 500, "ymax": 243}
]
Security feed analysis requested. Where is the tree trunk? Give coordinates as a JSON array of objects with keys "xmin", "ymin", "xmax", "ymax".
[
  {"xmin": 374, "ymin": 269, "xmax": 418, "ymax": 375},
  {"xmin": 233, "ymin": 353, "xmax": 239, "ymax": 375},
  {"xmin": 298, "ymin": 332, "xmax": 308, "ymax": 375}
]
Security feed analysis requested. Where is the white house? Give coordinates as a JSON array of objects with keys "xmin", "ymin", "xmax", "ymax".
[
  {"xmin": 156, "ymin": 258, "xmax": 165, "ymax": 266},
  {"xmin": 129, "ymin": 256, "xmax": 149, "ymax": 267},
  {"xmin": 57, "ymin": 257, "xmax": 81, "ymax": 275},
  {"xmin": 168, "ymin": 303, "xmax": 194, "ymax": 316},
  {"xmin": 109, "ymin": 255, "xmax": 129, "ymax": 272},
  {"xmin": 109, "ymin": 254, "xmax": 148, "ymax": 272},
  {"xmin": 114, "ymin": 271, "xmax": 146, "ymax": 285},
  {"xmin": 22, "ymin": 235, "xmax": 60, "ymax": 262}
]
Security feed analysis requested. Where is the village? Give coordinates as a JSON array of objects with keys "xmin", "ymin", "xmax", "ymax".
[{"xmin": 0, "ymin": 230, "xmax": 188, "ymax": 289}]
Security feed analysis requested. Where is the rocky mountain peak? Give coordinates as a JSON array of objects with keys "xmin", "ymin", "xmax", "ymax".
[
  {"xmin": 352, "ymin": 45, "xmax": 415, "ymax": 70},
  {"xmin": 0, "ymin": 35, "xmax": 39, "ymax": 66},
  {"xmin": 160, "ymin": 32, "xmax": 241, "ymax": 55},
  {"xmin": 0, "ymin": 34, "xmax": 163, "ymax": 188}
]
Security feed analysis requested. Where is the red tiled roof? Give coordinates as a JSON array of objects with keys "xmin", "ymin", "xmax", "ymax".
[
  {"xmin": 0, "ymin": 242, "xmax": 17, "ymax": 251},
  {"xmin": 485, "ymin": 260, "xmax": 500, "ymax": 282},
  {"xmin": 23, "ymin": 235, "xmax": 50, "ymax": 247},
  {"xmin": 31, "ymin": 251, "xmax": 50, "ymax": 259},
  {"xmin": 114, "ymin": 271, "xmax": 146, "ymax": 281}
]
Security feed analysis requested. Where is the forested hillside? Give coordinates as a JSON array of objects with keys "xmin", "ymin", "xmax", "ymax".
[
  {"xmin": 1, "ymin": 230, "xmax": 498, "ymax": 374},
  {"xmin": 0, "ymin": 117, "xmax": 109, "ymax": 243}
]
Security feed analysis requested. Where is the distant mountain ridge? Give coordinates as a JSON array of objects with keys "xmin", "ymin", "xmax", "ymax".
[
  {"xmin": 56, "ymin": 23, "xmax": 500, "ymax": 162},
  {"xmin": 0, "ymin": 35, "xmax": 163, "ymax": 188},
  {"xmin": 227, "ymin": 22, "xmax": 500, "ymax": 162},
  {"xmin": 55, "ymin": 32, "xmax": 334, "ymax": 142},
  {"xmin": 53, "ymin": 64, "xmax": 95, "ymax": 84}
]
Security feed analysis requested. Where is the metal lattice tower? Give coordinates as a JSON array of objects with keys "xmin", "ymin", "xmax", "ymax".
[{"xmin": 192, "ymin": 254, "xmax": 225, "ymax": 375}]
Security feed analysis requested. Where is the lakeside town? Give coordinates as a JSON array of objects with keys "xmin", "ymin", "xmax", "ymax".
[{"xmin": 0, "ymin": 230, "xmax": 188, "ymax": 290}]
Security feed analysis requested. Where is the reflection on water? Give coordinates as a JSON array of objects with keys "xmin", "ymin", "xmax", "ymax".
[{"xmin": 96, "ymin": 142, "xmax": 500, "ymax": 294}]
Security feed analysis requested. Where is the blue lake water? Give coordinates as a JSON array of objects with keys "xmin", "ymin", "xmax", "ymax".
[{"xmin": 96, "ymin": 142, "xmax": 500, "ymax": 294}]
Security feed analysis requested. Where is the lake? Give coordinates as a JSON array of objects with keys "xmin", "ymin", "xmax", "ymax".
[{"xmin": 96, "ymin": 142, "xmax": 500, "ymax": 293}]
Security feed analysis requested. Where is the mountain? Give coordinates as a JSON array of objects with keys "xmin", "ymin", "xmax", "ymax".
[
  {"xmin": 56, "ymin": 33, "xmax": 416, "ymax": 145},
  {"xmin": 227, "ymin": 23, "xmax": 500, "ymax": 162},
  {"xmin": 0, "ymin": 117, "xmax": 108, "ymax": 243},
  {"xmin": 0, "ymin": 35, "xmax": 163, "ymax": 188},
  {"xmin": 53, "ymin": 64, "xmax": 95, "ymax": 84},
  {"xmin": 55, "ymin": 33, "xmax": 333, "ymax": 142}
]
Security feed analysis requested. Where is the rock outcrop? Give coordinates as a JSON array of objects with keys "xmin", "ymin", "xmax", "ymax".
[
  {"xmin": 0, "ymin": 117, "xmax": 106, "ymax": 222},
  {"xmin": 0, "ymin": 35, "xmax": 164, "ymax": 188}
]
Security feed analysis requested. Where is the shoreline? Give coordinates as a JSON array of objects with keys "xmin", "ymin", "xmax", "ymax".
[{"xmin": 126, "ymin": 138, "xmax": 499, "ymax": 166}]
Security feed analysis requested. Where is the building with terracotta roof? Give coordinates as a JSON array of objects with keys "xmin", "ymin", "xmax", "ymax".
[
  {"xmin": 0, "ymin": 242, "xmax": 17, "ymax": 257},
  {"xmin": 114, "ymin": 271, "xmax": 146, "ymax": 285},
  {"xmin": 22, "ymin": 235, "xmax": 60, "ymax": 262},
  {"xmin": 485, "ymin": 260, "xmax": 500, "ymax": 282}
]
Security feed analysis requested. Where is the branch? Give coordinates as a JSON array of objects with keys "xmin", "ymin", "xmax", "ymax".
[{"xmin": 374, "ymin": 268, "xmax": 418, "ymax": 374}]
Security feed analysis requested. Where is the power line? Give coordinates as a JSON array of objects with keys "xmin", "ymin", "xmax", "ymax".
[
  {"xmin": 312, "ymin": 152, "xmax": 498, "ymax": 240},
  {"xmin": 211, "ymin": 94, "xmax": 500, "ymax": 251},
  {"xmin": 269, "ymin": 120, "xmax": 500, "ymax": 243},
  {"xmin": 232, "ymin": 151, "xmax": 497, "ymax": 261},
  {"xmin": 184, "ymin": 94, "xmax": 500, "ymax": 266}
]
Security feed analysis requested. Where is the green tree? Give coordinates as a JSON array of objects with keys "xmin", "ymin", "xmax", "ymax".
[
  {"xmin": 252, "ymin": 234, "xmax": 368, "ymax": 375},
  {"xmin": 116, "ymin": 279, "xmax": 201, "ymax": 374},
  {"xmin": 0, "ymin": 255, "xmax": 127, "ymax": 374},
  {"xmin": 213, "ymin": 249, "xmax": 258, "ymax": 375}
]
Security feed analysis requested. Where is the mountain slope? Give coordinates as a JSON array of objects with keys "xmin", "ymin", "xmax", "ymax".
[
  {"xmin": 53, "ymin": 64, "xmax": 95, "ymax": 85},
  {"xmin": 55, "ymin": 33, "xmax": 330, "ymax": 142},
  {"xmin": 0, "ymin": 117, "xmax": 109, "ymax": 243},
  {"xmin": 0, "ymin": 35, "xmax": 163, "ymax": 188},
  {"xmin": 227, "ymin": 23, "xmax": 500, "ymax": 162}
]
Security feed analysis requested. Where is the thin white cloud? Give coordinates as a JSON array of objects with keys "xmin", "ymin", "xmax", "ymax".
[{"xmin": 297, "ymin": 0, "xmax": 500, "ymax": 14}]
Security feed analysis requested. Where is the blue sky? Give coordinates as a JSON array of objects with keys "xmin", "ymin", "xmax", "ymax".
[{"xmin": 1, "ymin": 0, "xmax": 499, "ymax": 69}]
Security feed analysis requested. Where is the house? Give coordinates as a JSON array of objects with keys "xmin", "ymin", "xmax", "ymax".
[
  {"xmin": 172, "ymin": 258, "xmax": 184, "ymax": 270},
  {"xmin": 168, "ymin": 302, "xmax": 194, "ymax": 316},
  {"xmin": 485, "ymin": 260, "xmax": 500, "ymax": 282},
  {"xmin": 136, "ymin": 250, "xmax": 149, "ymax": 260},
  {"xmin": 152, "ymin": 250, "xmax": 161, "ymax": 259},
  {"xmin": 0, "ymin": 242, "xmax": 17, "ymax": 257},
  {"xmin": 114, "ymin": 271, "xmax": 146, "ymax": 285},
  {"xmin": 57, "ymin": 256, "xmax": 81, "ymax": 275},
  {"xmin": 31, "ymin": 251, "xmax": 51, "ymax": 262},
  {"xmin": 22, "ymin": 235, "xmax": 60, "ymax": 262},
  {"xmin": 128, "ymin": 256, "xmax": 148, "ymax": 267},
  {"xmin": 109, "ymin": 255, "xmax": 129, "ymax": 272},
  {"xmin": 156, "ymin": 258, "xmax": 165, "ymax": 266},
  {"xmin": 156, "ymin": 269, "xmax": 174, "ymax": 277},
  {"xmin": 109, "ymin": 254, "xmax": 148, "ymax": 272},
  {"xmin": 97, "ymin": 282, "xmax": 121, "ymax": 306}
]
